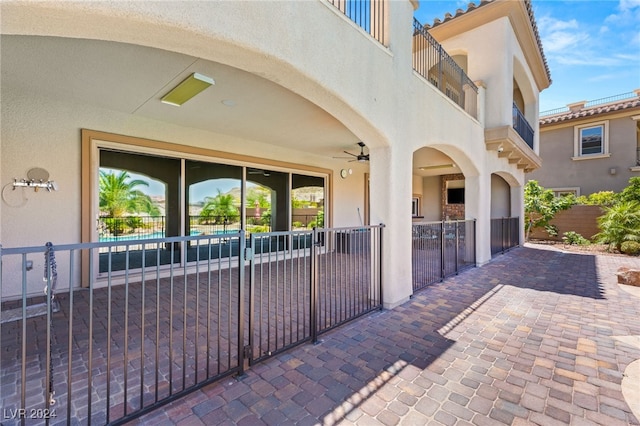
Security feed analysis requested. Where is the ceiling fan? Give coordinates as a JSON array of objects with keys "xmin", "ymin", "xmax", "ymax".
[
  {"xmin": 247, "ymin": 168, "xmax": 271, "ymax": 177},
  {"xmin": 334, "ymin": 142, "xmax": 369, "ymax": 163}
]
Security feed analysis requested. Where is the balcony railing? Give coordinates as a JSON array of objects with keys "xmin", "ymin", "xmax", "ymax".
[
  {"xmin": 540, "ymin": 91, "xmax": 640, "ymax": 117},
  {"xmin": 412, "ymin": 18, "xmax": 478, "ymax": 119},
  {"xmin": 326, "ymin": 0, "xmax": 386, "ymax": 45},
  {"xmin": 513, "ymin": 103, "xmax": 534, "ymax": 149}
]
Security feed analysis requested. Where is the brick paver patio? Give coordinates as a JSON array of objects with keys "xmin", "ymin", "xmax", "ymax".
[{"xmin": 131, "ymin": 244, "xmax": 640, "ymax": 425}]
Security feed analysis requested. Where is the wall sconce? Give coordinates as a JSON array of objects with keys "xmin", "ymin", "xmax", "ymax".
[{"xmin": 12, "ymin": 167, "xmax": 58, "ymax": 192}]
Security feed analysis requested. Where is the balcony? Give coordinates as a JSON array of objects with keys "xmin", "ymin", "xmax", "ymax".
[
  {"xmin": 412, "ymin": 18, "xmax": 478, "ymax": 119},
  {"xmin": 485, "ymin": 104, "xmax": 540, "ymax": 173},
  {"xmin": 512, "ymin": 103, "xmax": 534, "ymax": 149}
]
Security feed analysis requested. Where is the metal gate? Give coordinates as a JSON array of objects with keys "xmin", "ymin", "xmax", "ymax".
[
  {"xmin": 0, "ymin": 225, "xmax": 383, "ymax": 425},
  {"xmin": 491, "ymin": 217, "xmax": 520, "ymax": 256},
  {"xmin": 412, "ymin": 220, "xmax": 476, "ymax": 292}
]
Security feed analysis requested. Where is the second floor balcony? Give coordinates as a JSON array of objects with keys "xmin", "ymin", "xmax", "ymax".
[
  {"xmin": 513, "ymin": 103, "xmax": 534, "ymax": 149},
  {"xmin": 412, "ymin": 18, "xmax": 478, "ymax": 119}
]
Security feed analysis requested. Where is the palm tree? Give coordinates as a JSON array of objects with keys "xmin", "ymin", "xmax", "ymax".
[
  {"xmin": 99, "ymin": 170, "xmax": 160, "ymax": 217},
  {"xmin": 200, "ymin": 190, "xmax": 239, "ymax": 224}
]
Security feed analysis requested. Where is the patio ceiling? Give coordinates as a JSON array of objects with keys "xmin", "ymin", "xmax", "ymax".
[
  {"xmin": 1, "ymin": 35, "xmax": 358, "ymax": 159},
  {"xmin": 3, "ymin": 35, "xmax": 466, "ymax": 175}
]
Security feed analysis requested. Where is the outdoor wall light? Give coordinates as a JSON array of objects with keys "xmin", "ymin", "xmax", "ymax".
[{"xmin": 161, "ymin": 72, "xmax": 215, "ymax": 106}]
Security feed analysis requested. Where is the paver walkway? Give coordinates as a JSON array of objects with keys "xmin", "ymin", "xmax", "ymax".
[{"xmin": 131, "ymin": 244, "xmax": 640, "ymax": 425}]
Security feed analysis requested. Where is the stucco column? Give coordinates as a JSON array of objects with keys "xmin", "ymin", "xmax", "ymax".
[
  {"xmin": 465, "ymin": 173, "xmax": 492, "ymax": 265},
  {"xmin": 368, "ymin": 144, "xmax": 413, "ymax": 309},
  {"xmin": 474, "ymin": 80, "xmax": 486, "ymax": 127}
]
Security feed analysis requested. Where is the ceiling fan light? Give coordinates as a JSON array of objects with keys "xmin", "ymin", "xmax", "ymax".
[{"xmin": 161, "ymin": 72, "xmax": 214, "ymax": 106}]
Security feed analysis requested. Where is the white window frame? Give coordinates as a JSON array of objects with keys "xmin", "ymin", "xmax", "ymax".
[
  {"xmin": 550, "ymin": 187, "xmax": 580, "ymax": 198},
  {"xmin": 572, "ymin": 120, "xmax": 610, "ymax": 160}
]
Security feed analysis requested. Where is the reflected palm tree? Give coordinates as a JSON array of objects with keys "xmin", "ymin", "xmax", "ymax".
[
  {"xmin": 200, "ymin": 190, "xmax": 240, "ymax": 224},
  {"xmin": 99, "ymin": 170, "xmax": 160, "ymax": 217}
]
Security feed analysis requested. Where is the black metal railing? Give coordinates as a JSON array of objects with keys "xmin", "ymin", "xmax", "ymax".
[
  {"xmin": 490, "ymin": 217, "xmax": 520, "ymax": 256},
  {"xmin": 513, "ymin": 103, "xmax": 534, "ymax": 149},
  {"xmin": 98, "ymin": 214, "xmax": 324, "ymax": 242},
  {"xmin": 98, "ymin": 215, "xmax": 166, "ymax": 241},
  {"xmin": 0, "ymin": 225, "xmax": 383, "ymax": 425},
  {"xmin": 412, "ymin": 19, "xmax": 478, "ymax": 118},
  {"xmin": 247, "ymin": 226, "xmax": 383, "ymax": 364},
  {"xmin": 326, "ymin": 0, "xmax": 386, "ymax": 45},
  {"xmin": 412, "ymin": 219, "xmax": 476, "ymax": 292}
]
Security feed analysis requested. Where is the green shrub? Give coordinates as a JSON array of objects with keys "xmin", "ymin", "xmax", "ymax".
[
  {"xmin": 576, "ymin": 191, "xmax": 617, "ymax": 206},
  {"xmin": 621, "ymin": 241, "xmax": 640, "ymax": 255},
  {"xmin": 595, "ymin": 201, "xmax": 640, "ymax": 251},
  {"xmin": 618, "ymin": 177, "xmax": 640, "ymax": 203},
  {"xmin": 562, "ymin": 231, "xmax": 589, "ymax": 245},
  {"xmin": 545, "ymin": 224, "xmax": 559, "ymax": 238}
]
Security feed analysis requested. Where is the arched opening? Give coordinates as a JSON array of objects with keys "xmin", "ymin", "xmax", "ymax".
[
  {"xmin": 411, "ymin": 145, "xmax": 478, "ymax": 291},
  {"xmin": 490, "ymin": 172, "xmax": 521, "ymax": 256}
]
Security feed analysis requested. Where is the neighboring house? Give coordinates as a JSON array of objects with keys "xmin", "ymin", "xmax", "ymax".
[
  {"xmin": 0, "ymin": 0, "xmax": 549, "ymax": 309},
  {"xmin": 529, "ymin": 90, "xmax": 640, "ymax": 196}
]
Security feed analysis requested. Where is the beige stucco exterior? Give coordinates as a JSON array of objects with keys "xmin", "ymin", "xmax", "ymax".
[
  {"xmin": 530, "ymin": 92, "xmax": 640, "ymax": 196},
  {"xmin": 1, "ymin": 0, "xmax": 547, "ymax": 307}
]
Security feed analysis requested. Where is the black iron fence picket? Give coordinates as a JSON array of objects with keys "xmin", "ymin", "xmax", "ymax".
[
  {"xmin": 491, "ymin": 217, "xmax": 520, "ymax": 256},
  {"xmin": 412, "ymin": 220, "xmax": 476, "ymax": 292},
  {"xmin": 1, "ymin": 225, "xmax": 383, "ymax": 425}
]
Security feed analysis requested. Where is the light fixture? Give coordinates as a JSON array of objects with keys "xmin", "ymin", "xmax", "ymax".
[
  {"xmin": 161, "ymin": 72, "xmax": 214, "ymax": 106},
  {"xmin": 419, "ymin": 164, "xmax": 454, "ymax": 171}
]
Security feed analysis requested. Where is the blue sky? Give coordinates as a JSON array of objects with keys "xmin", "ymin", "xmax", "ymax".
[{"xmin": 414, "ymin": 0, "xmax": 640, "ymax": 112}]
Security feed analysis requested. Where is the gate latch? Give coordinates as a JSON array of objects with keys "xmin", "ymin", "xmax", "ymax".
[{"xmin": 243, "ymin": 345, "xmax": 252, "ymax": 358}]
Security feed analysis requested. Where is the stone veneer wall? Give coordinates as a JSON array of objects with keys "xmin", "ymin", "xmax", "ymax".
[{"xmin": 442, "ymin": 173, "xmax": 466, "ymax": 220}]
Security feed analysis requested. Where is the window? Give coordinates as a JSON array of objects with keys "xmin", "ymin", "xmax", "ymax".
[
  {"xmin": 551, "ymin": 188, "xmax": 580, "ymax": 198},
  {"xmin": 411, "ymin": 196, "xmax": 421, "ymax": 217},
  {"xmin": 83, "ymin": 130, "xmax": 330, "ymax": 274},
  {"xmin": 580, "ymin": 126, "xmax": 603, "ymax": 155},
  {"xmin": 573, "ymin": 121, "xmax": 609, "ymax": 160},
  {"xmin": 445, "ymin": 83, "xmax": 460, "ymax": 104}
]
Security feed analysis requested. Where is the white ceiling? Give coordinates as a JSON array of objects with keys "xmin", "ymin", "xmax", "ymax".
[
  {"xmin": 1, "ymin": 35, "xmax": 358, "ymax": 157},
  {"xmin": 2, "ymin": 35, "xmax": 455, "ymax": 172}
]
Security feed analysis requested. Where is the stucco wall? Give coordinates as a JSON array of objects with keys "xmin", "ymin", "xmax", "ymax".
[
  {"xmin": 491, "ymin": 174, "xmax": 511, "ymax": 217},
  {"xmin": 0, "ymin": 87, "xmax": 367, "ymax": 298},
  {"xmin": 529, "ymin": 115, "xmax": 640, "ymax": 195},
  {"xmin": 1, "ymin": 0, "xmax": 538, "ymax": 305}
]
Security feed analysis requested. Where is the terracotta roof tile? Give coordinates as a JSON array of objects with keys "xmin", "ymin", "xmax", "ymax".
[
  {"xmin": 425, "ymin": 0, "xmax": 551, "ymax": 84},
  {"xmin": 540, "ymin": 98, "xmax": 640, "ymax": 125}
]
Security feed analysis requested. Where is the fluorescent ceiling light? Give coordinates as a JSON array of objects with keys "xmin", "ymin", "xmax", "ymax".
[
  {"xmin": 161, "ymin": 72, "xmax": 214, "ymax": 106},
  {"xmin": 419, "ymin": 164, "xmax": 454, "ymax": 170}
]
